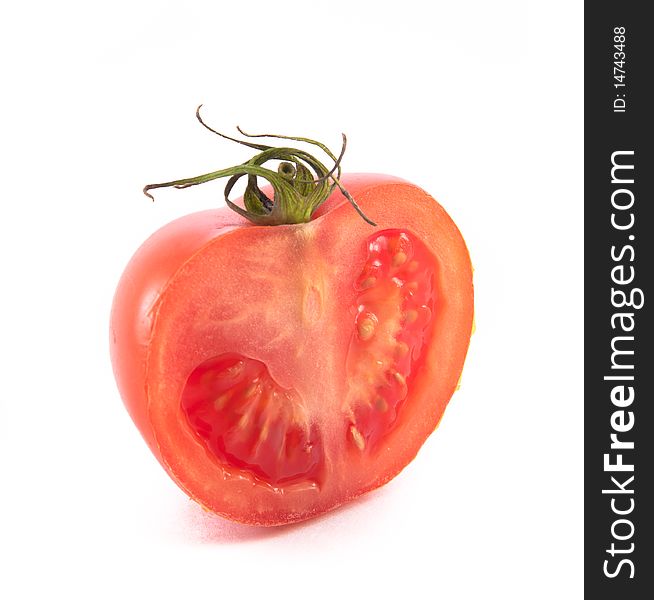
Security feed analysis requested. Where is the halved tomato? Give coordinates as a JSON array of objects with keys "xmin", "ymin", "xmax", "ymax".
[{"xmin": 110, "ymin": 172, "xmax": 473, "ymax": 525}]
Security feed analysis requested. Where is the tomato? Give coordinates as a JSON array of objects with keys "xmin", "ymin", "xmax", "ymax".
[{"xmin": 110, "ymin": 125, "xmax": 473, "ymax": 526}]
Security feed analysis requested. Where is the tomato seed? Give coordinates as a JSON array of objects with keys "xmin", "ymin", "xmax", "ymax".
[
  {"xmin": 395, "ymin": 341, "xmax": 410, "ymax": 357},
  {"xmin": 349, "ymin": 425, "xmax": 366, "ymax": 451},
  {"xmin": 357, "ymin": 315, "xmax": 377, "ymax": 341},
  {"xmin": 404, "ymin": 309, "xmax": 418, "ymax": 324},
  {"xmin": 375, "ymin": 397, "xmax": 389, "ymax": 412},
  {"xmin": 213, "ymin": 391, "xmax": 231, "ymax": 410},
  {"xmin": 392, "ymin": 251, "xmax": 407, "ymax": 267},
  {"xmin": 393, "ymin": 372, "xmax": 406, "ymax": 387}
]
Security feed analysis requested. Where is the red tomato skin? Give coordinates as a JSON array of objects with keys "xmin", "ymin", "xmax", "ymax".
[
  {"xmin": 110, "ymin": 173, "xmax": 473, "ymax": 525},
  {"xmin": 110, "ymin": 209, "xmax": 247, "ymax": 461}
]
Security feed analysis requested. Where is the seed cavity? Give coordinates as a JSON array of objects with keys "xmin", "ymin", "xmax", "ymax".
[
  {"xmin": 349, "ymin": 425, "xmax": 366, "ymax": 451},
  {"xmin": 346, "ymin": 229, "xmax": 437, "ymax": 452},
  {"xmin": 182, "ymin": 354, "xmax": 324, "ymax": 486}
]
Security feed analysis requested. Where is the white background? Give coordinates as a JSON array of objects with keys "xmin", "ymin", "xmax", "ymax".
[{"xmin": 0, "ymin": 2, "xmax": 583, "ymax": 598}]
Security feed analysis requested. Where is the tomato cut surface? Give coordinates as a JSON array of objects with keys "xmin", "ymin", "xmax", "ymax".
[{"xmin": 110, "ymin": 174, "xmax": 474, "ymax": 525}]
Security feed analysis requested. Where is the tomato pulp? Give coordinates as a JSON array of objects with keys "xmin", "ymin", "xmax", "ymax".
[{"xmin": 110, "ymin": 173, "xmax": 473, "ymax": 525}]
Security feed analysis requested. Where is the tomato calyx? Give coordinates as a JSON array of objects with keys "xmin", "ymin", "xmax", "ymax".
[{"xmin": 143, "ymin": 105, "xmax": 376, "ymax": 226}]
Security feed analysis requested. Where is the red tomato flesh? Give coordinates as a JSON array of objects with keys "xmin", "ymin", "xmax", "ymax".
[{"xmin": 110, "ymin": 174, "xmax": 473, "ymax": 525}]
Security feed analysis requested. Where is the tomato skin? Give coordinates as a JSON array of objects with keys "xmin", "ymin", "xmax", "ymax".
[
  {"xmin": 110, "ymin": 209, "xmax": 247, "ymax": 460},
  {"xmin": 110, "ymin": 173, "xmax": 473, "ymax": 525}
]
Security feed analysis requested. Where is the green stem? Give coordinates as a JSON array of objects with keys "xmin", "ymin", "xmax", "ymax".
[{"xmin": 143, "ymin": 106, "xmax": 376, "ymax": 227}]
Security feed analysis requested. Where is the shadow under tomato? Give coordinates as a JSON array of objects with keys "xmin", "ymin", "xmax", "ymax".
[{"xmin": 178, "ymin": 484, "xmax": 391, "ymax": 544}]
